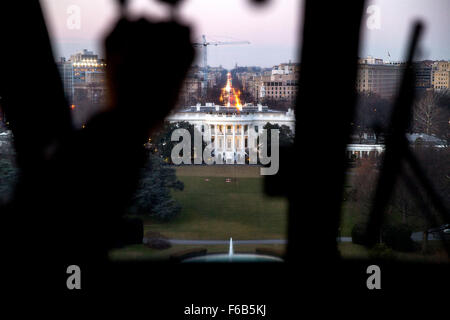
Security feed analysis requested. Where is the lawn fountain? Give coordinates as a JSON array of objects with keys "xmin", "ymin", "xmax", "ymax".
[{"xmin": 182, "ymin": 238, "xmax": 283, "ymax": 263}]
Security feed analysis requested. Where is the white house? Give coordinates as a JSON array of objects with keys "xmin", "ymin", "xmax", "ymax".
[{"xmin": 167, "ymin": 103, "xmax": 295, "ymax": 163}]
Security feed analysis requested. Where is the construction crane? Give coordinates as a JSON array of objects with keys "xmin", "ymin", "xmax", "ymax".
[{"xmin": 193, "ymin": 35, "xmax": 250, "ymax": 97}]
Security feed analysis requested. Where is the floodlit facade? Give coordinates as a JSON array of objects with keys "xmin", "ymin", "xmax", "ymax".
[
  {"xmin": 69, "ymin": 49, "xmax": 106, "ymax": 83},
  {"xmin": 167, "ymin": 103, "xmax": 295, "ymax": 164}
]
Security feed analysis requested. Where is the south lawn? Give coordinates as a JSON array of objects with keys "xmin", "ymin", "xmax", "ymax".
[
  {"xmin": 144, "ymin": 165, "xmax": 288, "ymax": 240},
  {"xmin": 110, "ymin": 165, "xmax": 449, "ymax": 263},
  {"xmin": 111, "ymin": 165, "xmax": 289, "ymax": 260}
]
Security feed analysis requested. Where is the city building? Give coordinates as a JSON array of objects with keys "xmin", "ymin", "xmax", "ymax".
[
  {"xmin": 69, "ymin": 49, "xmax": 106, "ymax": 83},
  {"xmin": 73, "ymin": 77, "xmax": 106, "ymax": 105},
  {"xmin": 177, "ymin": 66, "xmax": 226, "ymax": 107},
  {"xmin": 179, "ymin": 76, "xmax": 202, "ymax": 107},
  {"xmin": 207, "ymin": 66, "xmax": 226, "ymax": 88},
  {"xmin": 56, "ymin": 57, "xmax": 74, "ymax": 103},
  {"xmin": 166, "ymin": 102, "xmax": 401, "ymax": 163},
  {"xmin": 243, "ymin": 62, "xmax": 300, "ymax": 105},
  {"xmin": 271, "ymin": 62, "xmax": 299, "ymax": 75},
  {"xmin": 346, "ymin": 144, "xmax": 385, "ymax": 160},
  {"xmin": 431, "ymin": 60, "xmax": 450, "ymax": 91},
  {"xmin": 167, "ymin": 103, "xmax": 295, "ymax": 164},
  {"xmin": 413, "ymin": 61, "xmax": 433, "ymax": 90},
  {"xmin": 356, "ymin": 57, "xmax": 404, "ymax": 99},
  {"xmin": 57, "ymin": 49, "xmax": 108, "ymax": 106},
  {"xmin": 256, "ymin": 74, "xmax": 299, "ymax": 103}
]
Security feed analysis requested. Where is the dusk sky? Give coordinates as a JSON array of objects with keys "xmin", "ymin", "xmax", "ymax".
[{"xmin": 42, "ymin": 0, "xmax": 450, "ymax": 69}]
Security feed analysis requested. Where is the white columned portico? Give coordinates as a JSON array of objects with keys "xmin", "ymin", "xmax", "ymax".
[
  {"xmin": 214, "ymin": 124, "xmax": 217, "ymax": 150},
  {"xmin": 240, "ymin": 124, "xmax": 244, "ymax": 153},
  {"xmin": 232, "ymin": 124, "xmax": 235, "ymax": 162},
  {"xmin": 166, "ymin": 103, "xmax": 297, "ymax": 164}
]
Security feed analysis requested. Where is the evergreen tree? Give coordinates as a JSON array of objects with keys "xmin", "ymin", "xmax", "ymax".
[
  {"xmin": 150, "ymin": 121, "xmax": 206, "ymax": 164},
  {"xmin": 131, "ymin": 153, "xmax": 184, "ymax": 221}
]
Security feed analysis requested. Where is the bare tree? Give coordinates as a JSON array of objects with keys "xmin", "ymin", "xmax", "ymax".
[
  {"xmin": 413, "ymin": 91, "xmax": 446, "ymax": 136},
  {"xmin": 350, "ymin": 159, "xmax": 379, "ymax": 214}
]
